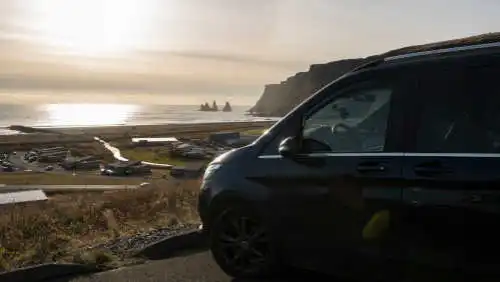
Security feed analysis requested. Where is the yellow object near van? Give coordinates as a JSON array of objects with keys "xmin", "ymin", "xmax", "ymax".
[{"xmin": 362, "ymin": 210, "xmax": 390, "ymax": 240}]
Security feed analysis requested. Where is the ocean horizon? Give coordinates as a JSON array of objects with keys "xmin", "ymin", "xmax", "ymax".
[{"xmin": 0, "ymin": 103, "xmax": 279, "ymax": 135}]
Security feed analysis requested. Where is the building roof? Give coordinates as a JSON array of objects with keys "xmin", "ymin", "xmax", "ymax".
[
  {"xmin": 131, "ymin": 137, "xmax": 178, "ymax": 143},
  {"xmin": 63, "ymin": 155, "xmax": 96, "ymax": 163}
]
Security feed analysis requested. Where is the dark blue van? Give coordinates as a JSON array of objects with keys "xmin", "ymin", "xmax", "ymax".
[{"xmin": 198, "ymin": 42, "xmax": 500, "ymax": 281}]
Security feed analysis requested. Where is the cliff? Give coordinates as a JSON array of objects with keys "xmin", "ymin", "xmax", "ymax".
[{"xmin": 249, "ymin": 32, "xmax": 500, "ymax": 117}]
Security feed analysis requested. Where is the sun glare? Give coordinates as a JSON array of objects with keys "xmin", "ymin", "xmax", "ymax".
[
  {"xmin": 28, "ymin": 0, "xmax": 158, "ymax": 56},
  {"xmin": 44, "ymin": 104, "xmax": 138, "ymax": 127}
]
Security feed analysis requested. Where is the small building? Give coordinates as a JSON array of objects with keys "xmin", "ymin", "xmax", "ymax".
[
  {"xmin": 38, "ymin": 152, "xmax": 67, "ymax": 163},
  {"xmin": 173, "ymin": 143, "xmax": 193, "ymax": 152},
  {"xmin": 131, "ymin": 137, "xmax": 179, "ymax": 147},
  {"xmin": 171, "ymin": 143, "xmax": 208, "ymax": 159},
  {"xmin": 61, "ymin": 156, "xmax": 100, "ymax": 170},
  {"xmin": 170, "ymin": 163, "xmax": 207, "ymax": 179},
  {"xmin": 32, "ymin": 147, "xmax": 67, "ymax": 154},
  {"xmin": 38, "ymin": 151, "xmax": 67, "ymax": 157}
]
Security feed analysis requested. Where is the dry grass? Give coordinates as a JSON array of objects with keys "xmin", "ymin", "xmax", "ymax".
[
  {"xmin": 0, "ymin": 178, "xmax": 201, "ymax": 271},
  {"xmin": 0, "ymin": 173, "xmax": 146, "ymax": 185},
  {"xmin": 241, "ymin": 128, "xmax": 268, "ymax": 136},
  {"xmin": 70, "ymin": 142, "xmax": 115, "ymax": 162},
  {"xmin": 122, "ymin": 148, "xmax": 186, "ymax": 166}
]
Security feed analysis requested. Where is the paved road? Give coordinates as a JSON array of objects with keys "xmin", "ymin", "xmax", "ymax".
[{"xmin": 63, "ymin": 251, "xmax": 334, "ymax": 282}]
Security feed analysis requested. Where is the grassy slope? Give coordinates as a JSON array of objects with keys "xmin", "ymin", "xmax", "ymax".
[
  {"xmin": 241, "ymin": 128, "xmax": 268, "ymax": 136},
  {"xmin": 0, "ymin": 179, "xmax": 200, "ymax": 271},
  {"xmin": 122, "ymin": 148, "xmax": 186, "ymax": 166},
  {"xmin": 0, "ymin": 172, "xmax": 145, "ymax": 185}
]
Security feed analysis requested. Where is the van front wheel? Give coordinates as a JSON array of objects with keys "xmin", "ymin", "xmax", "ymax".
[{"xmin": 209, "ymin": 204, "xmax": 279, "ymax": 278}]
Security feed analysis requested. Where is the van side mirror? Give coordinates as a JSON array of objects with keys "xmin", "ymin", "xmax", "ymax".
[{"xmin": 278, "ymin": 136, "xmax": 301, "ymax": 158}]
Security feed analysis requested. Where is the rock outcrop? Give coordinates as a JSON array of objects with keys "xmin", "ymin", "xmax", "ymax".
[
  {"xmin": 249, "ymin": 59, "xmax": 370, "ymax": 116},
  {"xmin": 249, "ymin": 32, "xmax": 500, "ymax": 117},
  {"xmin": 222, "ymin": 101, "xmax": 232, "ymax": 112},
  {"xmin": 199, "ymin": 102, "xmax": 211, "ymax": 111},
  {"xmin": 199, "ymin": 101, "xmax": 233, "ymax": 112},
  {"xmin": 199, "ymin": 101, "xmax": 218, "ymax": 112}
]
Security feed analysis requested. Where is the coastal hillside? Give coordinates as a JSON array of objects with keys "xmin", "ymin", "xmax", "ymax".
[{"xmin": 249, "ymin": 32, "xmax": 500, "ymax": 117}]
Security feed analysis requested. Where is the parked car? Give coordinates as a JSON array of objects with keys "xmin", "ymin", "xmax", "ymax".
[
  {"xmin": 198, "ymin": 42, "xmax": 500, "ymax": 280},
  {"xmin": 100, "ymin": 169, "xmax": 115, "ymax": 176}
]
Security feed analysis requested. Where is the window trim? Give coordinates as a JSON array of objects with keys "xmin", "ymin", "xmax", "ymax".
[{"xmin": 258, "ymin": 152, "xmax": 500, "ymax": 159}]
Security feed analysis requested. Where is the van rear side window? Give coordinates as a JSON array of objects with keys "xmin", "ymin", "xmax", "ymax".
[{"xmin": 415, "ymin": 62, "xmax": 500, "ymax": 153}]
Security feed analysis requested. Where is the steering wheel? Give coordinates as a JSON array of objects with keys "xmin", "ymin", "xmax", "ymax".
[
  {"xmin": 332, "ymin": 122, "xmax": 352, "ymax": 134},
  {"xmin": 329, "ymin": 122, "xmax": 366, "ymax": 151}
]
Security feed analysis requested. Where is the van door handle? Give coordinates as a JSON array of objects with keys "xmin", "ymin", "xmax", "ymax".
[
  {"xmin": 414, "ymin": 163, "xmax": 453, "ymax": 176},
  {"xmin": 357, "ymin": 163, "xmax": 387, "ymax": 173}
]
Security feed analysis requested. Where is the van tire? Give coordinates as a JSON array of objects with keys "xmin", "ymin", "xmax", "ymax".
[{"xmin": 209, "ymin": 203, "xmax": 280, "ymax": 278}]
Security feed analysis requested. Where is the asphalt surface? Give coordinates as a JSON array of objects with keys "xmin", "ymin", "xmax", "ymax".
[
  {"xmin": 61, "ymin": 251, "xmax": 335, "ymax": 282},
  {"xmin": 7, "ymin": 151, "xmax": 56, "ymax": 172},
  {"xmin": 4, "ymin": 151, "xmax": 157, "ymax": 180}
]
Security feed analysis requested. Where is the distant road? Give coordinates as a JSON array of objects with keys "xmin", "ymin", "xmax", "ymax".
[
  {"xmin": 0, "ymin": 184, "xmax": 139, "ymax": 193},
  {"xmin": 95, "ymin": 137, "xmax": 174, "ymax": 169},
  {"xmin": 64, "ymin": 251, "xmax": 332, "ymax": 282}
]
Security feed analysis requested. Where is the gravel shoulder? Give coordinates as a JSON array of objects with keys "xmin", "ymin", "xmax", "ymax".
[
  {"xmin": 60, "ymin": 251, "xmax": 334, "ymax": 282},
  {"xmin": 86, "ymin": 224, "xmax": 200, "ymax": 257},
  {"xmin": 61, "ymin": 251, "xmax": 230, "ymax": 282}
]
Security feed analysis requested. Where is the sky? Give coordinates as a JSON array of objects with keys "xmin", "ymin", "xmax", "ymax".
[{"xmin": 0, "ymin": 0, "xmax": 499, "ymax": 105}]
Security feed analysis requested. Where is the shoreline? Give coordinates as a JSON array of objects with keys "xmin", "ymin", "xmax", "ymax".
[
  {"xmin": 0, "ymin": 121, "xmax": 275, "ymax": 146},
  {"xmin": 3, "ymin": 117, "xmax": 279, "ymax": 129},
  {"xmin": 5, "ymin": 120, "xmax": 277, "ymax": 132}
]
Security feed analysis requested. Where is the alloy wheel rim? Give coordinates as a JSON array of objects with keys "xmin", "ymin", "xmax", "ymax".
[{"xmin": 216, "ymin": 211, "xmax": 270, "ymax": 273}]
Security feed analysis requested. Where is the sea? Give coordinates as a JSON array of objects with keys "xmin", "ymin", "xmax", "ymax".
[{"xmin": 0, "ymin": 103, "xmax": 279, "ymax": 135}]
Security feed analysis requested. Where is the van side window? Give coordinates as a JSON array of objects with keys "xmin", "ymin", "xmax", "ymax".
[
  {"xmin": 301, "ymin": 85, "xmax": 393, "ymax": 153},
  {"xmin": 415, "ymin": 63, "xmax": 500, "ymax": 153}
]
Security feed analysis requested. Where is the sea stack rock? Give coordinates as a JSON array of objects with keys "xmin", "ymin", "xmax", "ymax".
[
  {"xmin": 199, "ymin": 101, "xmax": 220, "ymax": 111},
  {"xmin": 222, "ymin": 101, "xmax": 232, "ymax": 112},
  {"xmin": 199, "ymin": 102, "xmax": 211, "ymax": 111}
]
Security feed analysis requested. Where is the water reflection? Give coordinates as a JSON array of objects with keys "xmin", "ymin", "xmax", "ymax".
[{"xmin": 44, "ymin": 103, "xmax": 138, "ymax": 127}]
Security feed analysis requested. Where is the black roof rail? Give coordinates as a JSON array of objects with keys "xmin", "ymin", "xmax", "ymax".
[
  {"xmin": 385, "ymin": 41, "xmax": 500, "ymax": 61},
  {"xmin": 350, "ymin": 58, "xmax": 385, "ymax": 72}
]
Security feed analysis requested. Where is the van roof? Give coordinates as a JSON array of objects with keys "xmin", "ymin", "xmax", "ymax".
[
  {"xmin": 384, "ymin": 41, "xmax": 500, "ymax": 62},
  {"xmin": 353, "ymin": 41, "xmax": 500, "ymax": 73}
]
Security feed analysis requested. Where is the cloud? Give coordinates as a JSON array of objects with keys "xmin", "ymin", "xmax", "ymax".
[
  {"xmin": 0, "ymin": 35, "xmax": 304, "ymax": 95},
  {"xmin": 159, "ymin": 49, "xmax": 308, "ymax": 69},
  {"xmin": 0, "ymin": 68, "xmax": 262, "ymax": 95}
]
